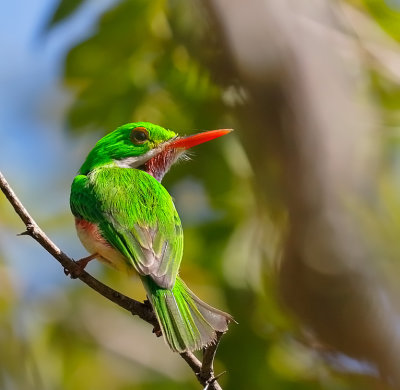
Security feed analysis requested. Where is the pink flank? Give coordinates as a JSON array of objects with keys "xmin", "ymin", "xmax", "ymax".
[
  {"xmin": 75, "ymin": 218, "xmax": 109, "ymax": 246},
  {"xmin": 75, "ymin": 218, "xmax": 134, "ymax": 275}
]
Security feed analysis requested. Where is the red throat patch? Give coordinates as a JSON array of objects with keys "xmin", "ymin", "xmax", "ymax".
[{"xmin": 144, "ymin": 148, "xmax": 177, "ymax": 182}]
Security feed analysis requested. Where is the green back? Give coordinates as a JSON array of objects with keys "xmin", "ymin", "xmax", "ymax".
[{"xmin": 71, "ymin": 166, "xmax": 183, "ymax": 289}]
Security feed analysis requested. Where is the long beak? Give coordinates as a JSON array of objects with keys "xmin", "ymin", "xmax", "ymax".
[{"xmin": 168, "ymin": 129, "xmax": 232, "ymax": 150}]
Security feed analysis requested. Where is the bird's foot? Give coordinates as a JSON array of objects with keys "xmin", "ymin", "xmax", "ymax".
[{"xmin": 64, "ymin": 253, "xmax": 98, "ymax": 279}]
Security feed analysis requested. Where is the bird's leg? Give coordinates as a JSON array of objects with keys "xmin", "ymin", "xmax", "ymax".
[
  {"xmin": 75, "ymin": 253, "xmax": 98, "ymax": 270},
  {"xmin": 64, "ymin": 253, "xmax": 98, "ymax": 279}
]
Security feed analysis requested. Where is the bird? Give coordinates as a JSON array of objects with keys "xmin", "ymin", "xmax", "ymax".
[{"xmin": 70, "ymin": 122, "xmax": 233, "ymax": 352}]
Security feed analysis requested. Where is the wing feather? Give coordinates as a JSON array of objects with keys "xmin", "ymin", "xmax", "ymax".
[{"xmin": 71, "ymin": 168, "xmax": 183, "ymax": 289}]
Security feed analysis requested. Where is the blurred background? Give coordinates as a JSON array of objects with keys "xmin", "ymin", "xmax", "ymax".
[{"xmin": 2, "ymin": 0, "xmax": 400, "ymax": 389}]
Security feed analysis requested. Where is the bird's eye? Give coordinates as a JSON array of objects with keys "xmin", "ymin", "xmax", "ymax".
[{"xmin": 130, "ymin": 127, "xmax": 149, "ymax": 145}]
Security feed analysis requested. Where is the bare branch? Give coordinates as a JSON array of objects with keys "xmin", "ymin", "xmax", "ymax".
[
  {"xmin": 200, "ymin": 332, "xmax": 223, "ymax": 383},
  {"xmin": 0, "ymin": 170, "xmax": 226, "ymax": 389},
  {"xmin": 180, "ymin": 332, "xmax": 225, "ymax": 390},
  {"xmin": 0, "ymin": 170, "xmax": 157, "ymax": 327}
]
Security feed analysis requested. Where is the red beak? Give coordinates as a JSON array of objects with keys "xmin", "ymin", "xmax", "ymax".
[{"xmin": 168, "ymin": 129, "xmax": 232, "ymax": 150}]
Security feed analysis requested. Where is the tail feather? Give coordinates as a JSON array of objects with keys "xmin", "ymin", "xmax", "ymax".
[{"xmin": 143, "ymin": 276, "xmax": 233, "ymax": 352}]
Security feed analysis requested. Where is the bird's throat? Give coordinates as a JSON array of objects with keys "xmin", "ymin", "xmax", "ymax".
[
  {"xmin": 141, "ymin": 148, "xmax": 178, "ymax": 182},
  {"xmin": 115, "ymin": 146, "xmax": 182, "ymax": 182}
]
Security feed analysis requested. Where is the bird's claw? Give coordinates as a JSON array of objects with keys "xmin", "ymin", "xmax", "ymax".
[{"xmin": 64, "ymin": 253, "xmax": 97, "ymax": 279}]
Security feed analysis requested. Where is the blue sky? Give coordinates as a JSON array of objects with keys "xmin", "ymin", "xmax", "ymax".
[
  {"xmin": 0, "ymin": 0, "xmax": 217, "ymax": 298},
  {"xmin": 0, "ymin": 0, "xmax": 116, "ymax": 296},
  {"xmin": 387, "ymin": 0, "xmax": 400, "ymax": 8}
]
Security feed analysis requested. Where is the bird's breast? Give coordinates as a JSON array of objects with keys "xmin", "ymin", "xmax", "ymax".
[{"xmin": 75, "ymin": 217, "xmax": 134, "ymax": 275}]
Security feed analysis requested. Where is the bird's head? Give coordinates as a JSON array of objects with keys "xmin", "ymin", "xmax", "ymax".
[{"xmin": 79, "ymin": 122, "xmax": 231, "ymax": 181}]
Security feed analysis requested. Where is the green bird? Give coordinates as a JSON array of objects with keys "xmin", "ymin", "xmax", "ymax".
[{"xmin": 70, "ymin": 122, "xmax": 233, "ymax": 352}]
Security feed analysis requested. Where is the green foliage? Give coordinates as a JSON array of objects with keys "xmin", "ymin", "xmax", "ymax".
[
  {"xmin": 362, "ymin": 0, "xmax": 400, "ymax": 42},
  {"xmin": 46, "ymin": 0, "xmax": 85, "ymax": 29},
  {"xmin": 4, "ymin": 0, "xmax": 400, "ymax": 389},
  {"xmin": 63, "ymin": 0, "xmax": 223, "ymax": 133}
]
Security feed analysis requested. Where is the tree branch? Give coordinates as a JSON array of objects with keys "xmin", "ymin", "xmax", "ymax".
[
  {"xmin": 0, "ymin": 170, "xmax": 225, "ymax": 389},
  {"xmin": 200, "ymin": 332, "xmax": 225, "ymax": 389}
]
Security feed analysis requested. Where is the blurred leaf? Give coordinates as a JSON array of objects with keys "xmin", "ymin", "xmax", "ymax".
[
  {"xmin": 46, "ymin": 0, "xmax": 86, "ymax": 29},
  {"xmin": 362, "ymin": 0, "xmax": 400, "ymax": 42},
  {"xmin": 63, "ymin": 0, "xmax": 224, "ymax": 132}
]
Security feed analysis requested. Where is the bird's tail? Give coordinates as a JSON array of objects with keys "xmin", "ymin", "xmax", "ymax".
[{"xmin": 142, "ymin": 276, "xmax": 233, "ymax": 352}]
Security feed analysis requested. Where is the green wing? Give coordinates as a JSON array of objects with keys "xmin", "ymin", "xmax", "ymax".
[{"xmin": 70, "ymin": 167, "xmax": 183, "ymax": 289}]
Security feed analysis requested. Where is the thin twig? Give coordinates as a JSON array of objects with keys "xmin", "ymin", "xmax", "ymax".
[
  {"xmin": 181, "ymin": 334, "xmax": 225, "ymax": 390},
  {"xmin": 201, "ymin": 332, "xmax": 223, "ymax": 381},
  {"xmin": 0, "ymin": 170, "xmax": 157, "ymax": 327},
  {"xmin": 0, "ymin": 170, "xmax": 225, "ymax": 389}
]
